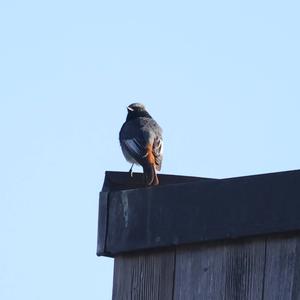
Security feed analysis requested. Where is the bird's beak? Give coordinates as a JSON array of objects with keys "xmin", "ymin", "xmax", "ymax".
[{"xmin": 127, "ymin": 106, "xmax": 134, "ymax": 111}]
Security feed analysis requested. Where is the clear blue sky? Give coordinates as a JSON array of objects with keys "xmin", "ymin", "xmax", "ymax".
[{"xmin": 1, "ymin": 1, "xmax": 300, "ymax": 299}]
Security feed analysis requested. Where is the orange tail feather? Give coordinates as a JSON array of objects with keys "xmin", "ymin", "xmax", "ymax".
[{"xmin": 143, "ymin": 164, "xmax": 159, "ymax": 186}]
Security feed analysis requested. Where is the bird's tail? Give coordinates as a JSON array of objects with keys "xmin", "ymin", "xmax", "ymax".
[{"xmin": 143, "ymin": 164, "xmax": 159, "ymax": 186}]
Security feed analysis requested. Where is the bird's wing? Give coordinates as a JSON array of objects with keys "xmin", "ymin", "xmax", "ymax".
[
  {"xmin": 120, "ymin": 119, "xmax": 148, "ymax": 165},
  {"xmin": 120, "ymin": 118, "xmax": 163, "ymax": 169},
  {"xmin": 122, "ymin": 137, "xmax": 148, "ymax": 165}
]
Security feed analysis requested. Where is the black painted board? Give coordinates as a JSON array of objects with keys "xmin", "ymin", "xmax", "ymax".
[
  {"xmin": 96, "ymin": 192, "xmax": 109, "ymax": 256},
  {"xmin": 105, "ymin": 170, "xmax": 300, "ymax": 256},
  {"xmin": 112, "ymin": 249, "xmax": 175, "ymax": 300},
  {"xmin": 102, "ymin": 171, "xmax": 214, "ymax": 192}
]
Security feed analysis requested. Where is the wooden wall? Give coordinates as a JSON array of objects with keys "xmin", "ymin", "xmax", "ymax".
[{"xmin": 112, "ymin": 233, "xmax": 300, "ymax": 300}]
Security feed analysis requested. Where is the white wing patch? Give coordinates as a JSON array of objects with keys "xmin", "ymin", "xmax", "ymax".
[
  {"xmin": 153, "ymin": 138, "xmax": 163, "ymax": 171},
  {"xmin": 157, "ymin": 139, "xmax": 163, "ymax": 156},
  {"xmin": 123, "ymin": 139, "xmax": 144, "ymax": 156}
]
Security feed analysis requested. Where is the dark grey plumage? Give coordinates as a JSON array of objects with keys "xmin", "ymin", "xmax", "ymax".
[{"xmin": 119, "ymin": 103, "xmax": 163, "ymax": 185}]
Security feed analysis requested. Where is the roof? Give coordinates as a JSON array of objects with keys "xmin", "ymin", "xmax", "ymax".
[{"xmin": 97, "ymin": 169, "xmax": 300, "ymax": 257}]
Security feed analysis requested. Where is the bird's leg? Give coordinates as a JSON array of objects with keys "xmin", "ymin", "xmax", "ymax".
[{"xmin": 129, "ymin": 163, "xmax": 134, "ymax": 178}]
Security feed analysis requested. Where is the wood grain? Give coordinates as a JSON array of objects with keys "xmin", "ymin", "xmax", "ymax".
[
  {"xmin": 112, "ymin": 234, "xmax": 300, "ymax": 300},
  {"xmin": 173, "ymin": 238, "xmax": 266, "ymax": 300},
  {"xmin": 263, "ymin": 234, "xmax": 300, "ymax": 300},
  {"xmin": 112, "ymin": 249, "xmax": 175, "ymax": 300}
]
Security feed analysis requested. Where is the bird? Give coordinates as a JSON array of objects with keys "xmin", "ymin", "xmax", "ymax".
[{"xmin": 119, "ymin": 103, "xmax": 163, "ymax": 186}]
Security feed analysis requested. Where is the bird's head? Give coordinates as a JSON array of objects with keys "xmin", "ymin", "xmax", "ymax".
[
  {"xmin": 126, "ymin": 103, "xmax": 151, "ymax": 121},
  {"xmin": 127, "ymin": 103, "xmax": 146, "ymax": 112}
]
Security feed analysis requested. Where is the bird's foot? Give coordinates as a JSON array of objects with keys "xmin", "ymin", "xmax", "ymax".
[{"xmin": 129, "ymin": 164, "xmax": 134, "ymax": 178}]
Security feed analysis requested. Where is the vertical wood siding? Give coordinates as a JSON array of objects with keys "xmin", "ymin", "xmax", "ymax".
[{"xmin": 112, "ymin": 234, "xmax": 300, "ymax": 300}]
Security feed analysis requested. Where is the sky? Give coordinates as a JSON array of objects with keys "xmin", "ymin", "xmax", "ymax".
[{"xmin": 1, "ymin": 0, "xmax": 300, "ymax": 299}]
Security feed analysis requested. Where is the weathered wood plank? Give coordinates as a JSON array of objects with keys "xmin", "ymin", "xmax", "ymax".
[
  {"xmin": 174, "ymin": 237, "xmax": 266, "ymax": 300},
  {"xmin": 112, "ymin": 249, "xmax": 175, "ymax": 300},
  {"xmin": 173, "ymin": 241, "xmax": 226, "ymax": 300},
  {"xmin": 223, "ymin": 238, "xmax": 265, "ymax": 300},
  {"xmin": 263, "ymin": 234, "xmax": 300, "ymax": 300}
]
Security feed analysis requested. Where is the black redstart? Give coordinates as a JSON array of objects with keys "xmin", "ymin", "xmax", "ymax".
[{"xmin": 119, "ymin": 103, "xmax": 163, "ymax": 186}]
